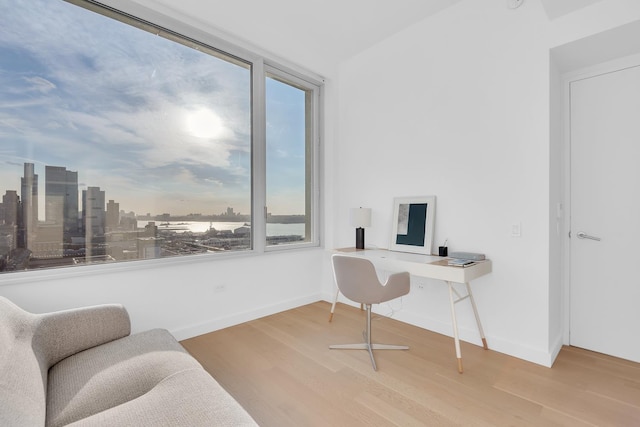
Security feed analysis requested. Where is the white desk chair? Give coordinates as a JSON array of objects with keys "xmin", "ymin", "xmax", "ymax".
[{"xmin": 329, "ymin": 254, "xmax": 410, "ymax": 371}]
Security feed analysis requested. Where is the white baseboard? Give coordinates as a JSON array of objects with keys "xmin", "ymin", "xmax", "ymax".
[
  {"xmin": 548, "ymin": 331, "xmax": 564, "ymax": 367},
  {"xmin": 171, "ymin": 292, "xmax": 323, "ymax": 341},
  {"xmin": 178, "ymin": 291, "xmax": 559, "ymax": 368},
  {"xmin": 320, "ymin": 292, "xmax": 557, "ymax": 368}
]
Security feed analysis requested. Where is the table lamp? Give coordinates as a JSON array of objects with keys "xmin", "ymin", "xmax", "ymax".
[{"xmin": 350, "ymin": 207, "xmax": 371, "ymax": 249}]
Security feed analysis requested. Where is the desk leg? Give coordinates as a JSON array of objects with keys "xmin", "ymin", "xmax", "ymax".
[
  {"xmin": 447, "ymin": 281, "xmax": 463, "ymax": 373},
  {"xmin": 466, "ymin": 282, "xmax": 488, "ymax": 350}
]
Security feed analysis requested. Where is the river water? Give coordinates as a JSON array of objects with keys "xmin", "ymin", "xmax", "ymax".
[{"xmin": 137, "ymin": 221, "xmax": 305, "ymax": 237}]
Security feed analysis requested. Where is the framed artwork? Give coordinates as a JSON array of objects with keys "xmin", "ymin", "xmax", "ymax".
[{"xmin": 390, "ymin": 196, "xmax": 436, "ymax": 255}]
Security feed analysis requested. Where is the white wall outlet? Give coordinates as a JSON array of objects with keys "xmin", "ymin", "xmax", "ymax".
[{"xmin": 511, "ymin": 222, "xmax": 522, "ymax": 237}]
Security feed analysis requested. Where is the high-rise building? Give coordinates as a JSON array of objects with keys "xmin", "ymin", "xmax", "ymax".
[
  {"xmin": 1, "ymin": 191, "xmax": 21, "ymax": 258},
  {"xmin": 0, "ymin": 223, "xmax": 17, "ymax": 256},
  {"xmin": 1, "ymin": 190, "xmax": 20, "ymax": 226},
  {"xmin": 106, "ymin": 199, "xmax": 120, "ymax": 231},
  {"xmin": 45, "ymin": 166, "xmax": 79, "ymax": 238},
  {"xmin": 20, "ymin": 163, "xmax": 38, "ymax": 249},
  {"xmin": 82, "ymin": 186, "xmax": 105, "ymax": 237},
  {"xmin": 82, "ymin": 186, "xmax": 105, "ymax": 260}
]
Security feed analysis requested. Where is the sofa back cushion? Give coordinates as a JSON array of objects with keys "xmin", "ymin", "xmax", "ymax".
[{"xmin": 0, "ymin": 297, "xmax": 47, "ymax": 426}]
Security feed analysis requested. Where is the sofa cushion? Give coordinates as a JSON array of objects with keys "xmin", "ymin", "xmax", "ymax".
[
  {"xmin": 46, "ymin": 328, "xmax": 202, "ymax": 427},
  {"xmin": 67, "ymin": 367, "xmax": 257, "ymax": 426},
  {"xmin": 0, "ymin": 298, "xmax": 47, "ymax": 427}
]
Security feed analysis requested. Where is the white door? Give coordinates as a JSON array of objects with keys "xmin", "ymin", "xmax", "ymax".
[{"xmin": 570, "ymin": 64, "xmax": 640, "ymax": 363}]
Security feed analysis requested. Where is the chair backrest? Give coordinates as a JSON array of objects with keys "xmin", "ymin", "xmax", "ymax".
[
  {"xmin": 0, "ymin": 297, "xmax": 48, "ymax": 426},
  {"xmin": 332, "ymin": 254, "xmax": 410, "ymax": 305}
]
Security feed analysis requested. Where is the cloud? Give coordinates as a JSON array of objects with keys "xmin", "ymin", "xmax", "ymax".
[
  {"xmin": 0, "ymin": 0, "xmax": 254, "ymax": 214},
  {"xmin": 0, "ymin": 114, "xmax": 29, "ymax": 133},
  {"xmin": 275, "ymin": 149, "xmax": 289, "ymax": 158},
  {"xmin": 22, "ymin": 76, "xmax": 56, "ymax": 93}
]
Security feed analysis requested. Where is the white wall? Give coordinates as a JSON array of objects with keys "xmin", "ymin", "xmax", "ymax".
[
  {"xmin": 0, "ymin": 249, "xmax": 325, "ymax": 340},
  {"xmin": 327, "ymin": 0, "xmax": 640, "ymax": 366},
  {"xmin": 330, "ymin": 0, "xmax": 554, "ymax": 365}
]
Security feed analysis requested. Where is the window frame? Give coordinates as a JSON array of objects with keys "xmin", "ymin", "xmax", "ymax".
[
  {"xmin": 262, "ymin": 64, "xmax": 321, "ymax": 252},
  {"xmin": 0, "ymin": 0, "xmax": 322, "ymax": 280}
]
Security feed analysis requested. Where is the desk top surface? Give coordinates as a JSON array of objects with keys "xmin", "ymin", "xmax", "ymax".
[{"xmin": 334, "ymin": 248, "xmax": 492, "ymax": 283}]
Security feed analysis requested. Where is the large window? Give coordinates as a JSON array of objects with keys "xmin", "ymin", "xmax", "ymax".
[{"xmin": 0, "ymin": 0, "xmax": 320, "ymax": 274}]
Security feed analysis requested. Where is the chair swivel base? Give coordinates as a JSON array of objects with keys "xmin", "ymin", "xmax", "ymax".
[
  {"xmin": 330, "ymin": 344, "xmax": 409, "ymax": 350},
  {"xmin": 330, "ymin": 343, "xmax": 409, "ymax": 371},
  {"xmin": 329, "ymin": 304, "xmax": 409, "ymax": 371}
]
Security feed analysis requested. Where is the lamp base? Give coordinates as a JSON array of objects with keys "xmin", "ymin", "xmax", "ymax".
[{"xmin": 355, "ymin": 228, "xmax": 365, "ymax": 249}]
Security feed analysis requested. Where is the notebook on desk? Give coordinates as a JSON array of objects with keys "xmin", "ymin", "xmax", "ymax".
[
  {"xmin": 429, "ymin": 259, "xmax": 475, "ymax": 268},
  {"xmin": 447, "ymin": 259, "xmax": 476, "ymax": 267}
]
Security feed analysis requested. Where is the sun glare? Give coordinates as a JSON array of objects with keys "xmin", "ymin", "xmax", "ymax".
[{"xmin": 185, "ymin": 108, "xmax": 225, "ymax": 139}]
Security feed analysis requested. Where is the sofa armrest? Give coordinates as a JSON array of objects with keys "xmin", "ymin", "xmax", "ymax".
[{"xmin": 34, "ymin": 304, "xmax": 131, "ymax": 368}]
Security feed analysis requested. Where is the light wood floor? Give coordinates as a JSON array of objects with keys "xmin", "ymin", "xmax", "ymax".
[{"xmin": 180, "ymin": 301, "xmax": 640, "ymax": 426}]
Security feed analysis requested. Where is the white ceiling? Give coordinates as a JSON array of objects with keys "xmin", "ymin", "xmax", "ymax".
[
  {"xmin": 127, "ymin": 0, "xmax": 608, "ymax": 75},
  {"xmin": 129, "ymin": 0, "xmax": 461, "ymax": 75}
]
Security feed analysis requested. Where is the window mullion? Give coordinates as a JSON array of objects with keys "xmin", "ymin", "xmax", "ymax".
[{"xmin": 252, "ymin": 59, "xmax": 267, "ymax": 253}]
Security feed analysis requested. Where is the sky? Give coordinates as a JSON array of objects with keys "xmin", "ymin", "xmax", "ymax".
[{"xmin": 0, "ymin": 0, "xmax": 307, "ymax": 218}]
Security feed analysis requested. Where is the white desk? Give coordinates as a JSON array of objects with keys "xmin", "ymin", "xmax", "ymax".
[{"xmin": 330, "ymin": 248, "xmax": 492, "ymax": 373}]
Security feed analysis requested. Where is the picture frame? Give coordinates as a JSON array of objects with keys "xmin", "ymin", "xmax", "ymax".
[{"xmin": 390, "ymin": 196, "xmax": 436, "ymax": 255}]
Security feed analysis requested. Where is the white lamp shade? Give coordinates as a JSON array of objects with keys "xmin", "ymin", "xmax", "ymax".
[{"xmin": 350, "ymin": 207, "xmax": 371, "ymax": 228}]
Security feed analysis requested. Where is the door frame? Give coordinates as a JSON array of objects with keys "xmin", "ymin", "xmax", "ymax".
[{"xmin": 561, "ymin": 52, "xmax": 640, "ymax": 345}]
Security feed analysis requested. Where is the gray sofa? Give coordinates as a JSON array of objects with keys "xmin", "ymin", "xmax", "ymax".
[{"xmin": 0, "ymin": 296, "xmax": 257, "ymax": 426}]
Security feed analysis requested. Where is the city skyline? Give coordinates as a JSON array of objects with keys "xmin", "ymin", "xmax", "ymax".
[
  {"xmin": 0, "ymin": 0, "xmax": 307, "ymax": 217},
  {"xmin": 0, "ymin": 160, "xmax": 306, "ymax": 272},
  {"xmin": 1, "ymin": 161, "xmax": 255, "ymax": 221}
]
